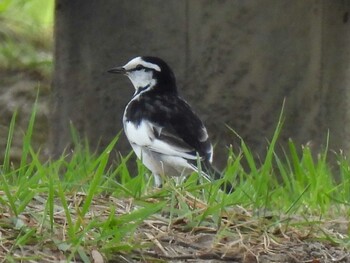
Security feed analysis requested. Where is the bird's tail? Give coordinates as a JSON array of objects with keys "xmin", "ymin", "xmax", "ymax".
[{"xmin": 201, "ymin": 161, "xmax": 234, "ymax": 193}]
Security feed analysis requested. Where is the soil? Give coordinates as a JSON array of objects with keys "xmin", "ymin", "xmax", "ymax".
[{"xmin": 0, "ymin": 70, "xmax": 50, "ymax": 164}]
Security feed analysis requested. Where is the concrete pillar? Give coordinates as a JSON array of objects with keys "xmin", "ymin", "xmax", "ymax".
[{"xmin": 51, "ymin": 0, "xmax": 350, "ymax": 168}]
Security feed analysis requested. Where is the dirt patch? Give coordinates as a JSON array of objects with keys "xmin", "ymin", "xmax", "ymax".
[
  {"xmin": 115, "ymin": 204, "xmax": 350, "ymax": 263},
  {"xmin": 0, "ymin": 70, "xmax": 50, "ymax": 163}
]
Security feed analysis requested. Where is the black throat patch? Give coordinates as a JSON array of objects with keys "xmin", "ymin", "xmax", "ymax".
[{"xmin": 134, "ymin": 84, "xmax": 151, "ymax": 97}]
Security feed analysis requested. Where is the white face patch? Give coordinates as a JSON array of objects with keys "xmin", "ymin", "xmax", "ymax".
[
  {"xmin": 127, "ymin": 70, "xmax": 157, "ymax": 91},
  {"xmin": 123, "ymin": 57, "xmax": 161, "ymax": 72},
  {"xmin": 122, "ymin": 57, "xmax": 160, "ymax": 91}
]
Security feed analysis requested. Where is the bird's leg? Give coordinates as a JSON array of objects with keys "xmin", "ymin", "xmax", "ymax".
[
  {"xmin": 174, "ymin": 176, "xmax": 184, "ymax": 186},
  {"xmin": 173, "ymin": 169, "xmax": 189, "ymax": 187},
  {"xmin": 153, "ymin": 174, "xmax": 162, "ymax": 188}
]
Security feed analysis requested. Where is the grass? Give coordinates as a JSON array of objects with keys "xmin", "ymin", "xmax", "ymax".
[
  {"xmin": 0, "ymin": 0, "xmax": 54, "ymax": 77},
  {"xmin": 0, "ymin": 104, "xmax": 349, "ymax": 262}
]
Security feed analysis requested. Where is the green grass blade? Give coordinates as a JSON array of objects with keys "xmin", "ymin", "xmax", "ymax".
[
  {"xmin": 48, "ymin": 167, "xmax": 55, "ymax": 232},
  {"xmin": 3, "ymin": 110, "xmax": 17, "ymax": 173},
  {"xmin": 0, "ymin": 172, "xmax": 18, "ymax": 216},
  {"xmin": 80, "ymin": 134, "xmax": 120, "ymax": 216},
  {"xmin": 54, "ymin": 172, "xmax": 74, "ymax": 238},
  {"xmin": 19, "ymin": 96, "xmax": 38, "ymax": 176}
]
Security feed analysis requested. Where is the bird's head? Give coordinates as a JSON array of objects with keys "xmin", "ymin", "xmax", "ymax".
[{"xmin": 108, "ymin": 56, "xmax": 177, "ymax": 95}]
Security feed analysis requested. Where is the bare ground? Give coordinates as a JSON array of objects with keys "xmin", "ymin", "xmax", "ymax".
[{"xmin": 0, "ymin": 70, "xmax": 50, "ymax": 163}]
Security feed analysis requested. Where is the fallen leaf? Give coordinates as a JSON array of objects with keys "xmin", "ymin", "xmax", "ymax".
[{"xmin": 91, "ymin": 249, "xmax": 104, "ymax": 263}]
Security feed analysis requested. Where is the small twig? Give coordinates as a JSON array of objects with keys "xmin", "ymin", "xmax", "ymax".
[
  {"xmin": 324, "ymin": 250, "xmax": 350, "ymax": 262},
  {"xmin": 133, "ymin": 250, "xmax": 241, "ymax": 262},
  {"xmin": 160, "ymin": 236, "xmax": 204, "ymax": 250},
  {"xmin": 144, "ymin": 233, "xmax": 168, "ymax": 256}
]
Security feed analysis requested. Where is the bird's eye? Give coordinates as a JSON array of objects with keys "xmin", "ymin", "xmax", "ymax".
[{"xmin": 135, "ymin": 64, "xmax": 144, "ymax": 70}]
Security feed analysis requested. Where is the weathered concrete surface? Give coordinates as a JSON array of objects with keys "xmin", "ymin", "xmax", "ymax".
[
  {"xmin": 51, "ymin": 0, "xmax": 188, "ymax": 160},
  {"xmin": 52, "ymin": 0, "xmax": 350, "ymax": 168}
]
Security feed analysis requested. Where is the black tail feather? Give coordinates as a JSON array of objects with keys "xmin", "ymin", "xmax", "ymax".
[{"xmin": 202, "ymin": 161, "xmax": 234, "ymax": 193}]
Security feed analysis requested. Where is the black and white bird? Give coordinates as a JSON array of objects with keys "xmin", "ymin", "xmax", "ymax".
[{"xmin": 108, "ymin": 56, "xmax": 222, "ymax": 187}]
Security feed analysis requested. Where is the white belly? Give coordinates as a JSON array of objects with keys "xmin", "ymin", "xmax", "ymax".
[
  {"xmin": 130, "ymin": 143, "xmax": 195, "ymax": 177},
  {"xmin": 123, "ymin": 119, "xmax": 197, "ymax": 177}
]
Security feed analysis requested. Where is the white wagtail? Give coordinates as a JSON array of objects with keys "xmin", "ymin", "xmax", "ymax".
[{"xmin": 108, "ymin": 56, "xmax": 225, "ymax": 188}]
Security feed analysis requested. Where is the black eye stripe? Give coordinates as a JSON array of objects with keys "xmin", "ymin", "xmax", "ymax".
[{"xmin": 131, "ymin": 65, "xmax": 150, "ymax": 71}]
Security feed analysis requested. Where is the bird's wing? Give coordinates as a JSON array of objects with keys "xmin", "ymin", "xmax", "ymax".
[
  {"xmin": 150, "ymin": 123, "xmax": 199, "ymax": 160},
  {"xmin": 161, "ymin": 97, "xmax": 213, "ymax": 163},
  {"xmin": 149, "ymin": 124, "xmax": 214, "ymax": 182},
  {"xmin": 124, "ymin": 94, "xmax": 213, "ymax": 162},
  {"xmin": 124, "ymin": 119, "xmax": 198, "ymax": 160},
  {"xmin": 148, "ymin": 96, "xmax": 213, "ymax": 163}
]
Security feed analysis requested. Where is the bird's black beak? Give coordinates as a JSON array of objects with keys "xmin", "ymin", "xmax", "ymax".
[{"xmin": 107, "ymin": 66, "xmax": 126, "ymax": 74}]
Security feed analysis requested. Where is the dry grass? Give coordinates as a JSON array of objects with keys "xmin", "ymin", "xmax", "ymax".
[{"xmin": 1, "ymin": 190, "xmax": 348, "ymax": 263}]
